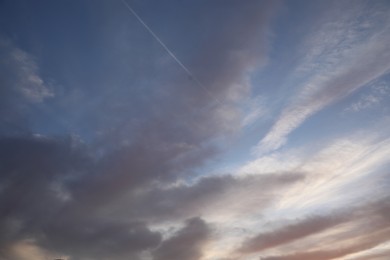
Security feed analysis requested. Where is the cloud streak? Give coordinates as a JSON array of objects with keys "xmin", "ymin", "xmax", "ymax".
[{"xmin": 256, "ymin": 0, "xmax": 390, "ymax": 153}]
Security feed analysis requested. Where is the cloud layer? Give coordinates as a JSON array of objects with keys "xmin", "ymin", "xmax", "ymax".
[{"xmin": 0, "ymin": 0, "xmax": 389, "ymax": 259}]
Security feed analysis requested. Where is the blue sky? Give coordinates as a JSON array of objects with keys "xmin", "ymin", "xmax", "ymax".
[{"xmin": 0, "ymin": 0, "xmax": 390, "ymax": 259}]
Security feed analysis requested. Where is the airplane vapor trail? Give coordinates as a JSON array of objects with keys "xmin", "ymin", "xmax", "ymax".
[{"xmin": 120, "ymin": 0, "xmax": 222, "ymax": 105}]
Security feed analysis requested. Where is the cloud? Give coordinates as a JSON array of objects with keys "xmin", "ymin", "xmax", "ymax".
[
  {"xmin": 188, "ymin": 1, "xmax": 276, "ymax": 102},
  {"xmin": 242, "ymin": 96, "xmax": 268, "ymax": 127},
  {"xmin": 238, "ymin": 214, "xmax": 348, "ymax": 254},
  {"xmin": 2, "ymin": 1, "xmax": 389, "ymax": 259},
  {"xmin": 153, "ymin": 217, "xmax": 211, "ymax": 260},
  {"xmin": 0, "ymin": 135, "xmax": 302, "ymax": 259},
  {"xmin": 344, "ymin": 80, "xmax": 390, "ymax": 113},
  {"xmin": 0, "ymin": 2, "xmax": 279, "ymax": 258},
  {"xmin": 345, "ymin": 245, "xmax": 390, "ymax": 260},
  {"xmin": 0, "ymin": 38, "xmax": 53, "ymax": 103},
  {"xmin": 5, "ymin": 240, "xmax": 52, "ymax": 260},
  {"xmin": 233, "ymin": 125, "xmax": 390, "ymax": 259},
  {"xmin": 0, "ymin": 135, "xmax": 161, "ymax": 260},
  {"xmin": 115, "ymin": 172, "xmax": 304, "ymax": 223},
  {"xmin": 236, "ymin": 198, "xmax": 390, "ymax": 259},
  {"xmin": 42, "ymin": 220, "xmax": 161, "ymax": 260},
  {"xmin": 255, "ymin": 0, "xmax": 390, "ymax": 153},
  {"xmin": 0, "ymin": 38, "xmax": 53, "ymax": 134},
  {"xmin": 260, "ymin": 229, "xmax": 390, "ymax": 260}
]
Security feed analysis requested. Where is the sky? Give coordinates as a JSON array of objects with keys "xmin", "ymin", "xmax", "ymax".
[{"xmin": 0, "ymin": 0, "xmax": 390, "ymax": 259}]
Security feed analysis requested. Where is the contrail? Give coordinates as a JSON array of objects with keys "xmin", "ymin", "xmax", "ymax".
[{"xmin": 120, "ymin": 0, "xmax": 222, "ymax": 105}]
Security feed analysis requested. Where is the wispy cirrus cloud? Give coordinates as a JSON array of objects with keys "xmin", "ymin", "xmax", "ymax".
[
  {"xmin": 344, "ymin": 80, "xmax": 390, "ymax": 113},
  {"xmin": 255, "ymin": 0, "xmax": 390, "ymax": 153}
]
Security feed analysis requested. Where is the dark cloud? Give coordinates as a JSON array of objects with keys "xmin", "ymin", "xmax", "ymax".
[
  {"xmin": 0, "ymin": 134, "xmax": 302, "ymax": 259},
  {"xmin": 0, "ymin": 135, "xmax": 162, "ymax": 259},
  {"xmin": 0, "ymin": 135, "xmax": 86, "ymax": 226},
  {"xmin": 42, "ymin": 220, "xmax": 161, "ymax": 260},
  {"xmin": 0, "ymin": 0, "xmax": 280, "ymax": 259},
  {"xmin": 153, "ymin": 217, "xmax": 211, "ymax": 260}
]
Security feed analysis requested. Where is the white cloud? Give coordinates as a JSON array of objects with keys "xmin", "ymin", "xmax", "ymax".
[
  {"xmin": 254, "ymin": 2, "xmax": 390, "ymax": 154},
  {"xmin": 345, "ymin": 80, "xmax": 390, "ymax": 113},
  {"xmin": 278, "ymin": 135, "xmax": 390, "ymax": 211},
  {"xmin": 242, "ymin": 96, "xmax": 268, "ymax": 127}
]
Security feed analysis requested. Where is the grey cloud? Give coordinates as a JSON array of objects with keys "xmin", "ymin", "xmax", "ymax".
[
  {"xmin": 0, "ymin": 1, "xmax": 279, "ymax": 259},
  {"xmin": 123, "ymin": 0, "xmax": 280, "ymax": 144},
  {"xmin": 189, "ymin": 1, "xmax": 277, "ymax": 101},
  {"xmin": 153, "ymin": 217, "xmax": 211, "ymax": 260},
  {"xmin": 117, "ymin": 172, "xmax": 304, "ymax": 222},
  {"xmin": 0, "ymin": 136, "xmax": 87, "ymax": 224},
  {"xmin": 71, "ymin": 0, "xmax": 279, "ymax": 203},
  {"xmin": 42, "ymin": 220, "xmax": 161, "ymax": 260},
  {"xmin": 0, "ymin": 135, "xmax": 161, "ymax": 259},
  {"xmin": 92, "ymin": 0, "xmax": 278, "ymax": 145},
  {"xmin": 47, "ymin": 0, "xmax": 281, "ymax": 225},
  {"xmin": 0, "ymin": 137, "xmax": 303, "ymax": 259}
]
